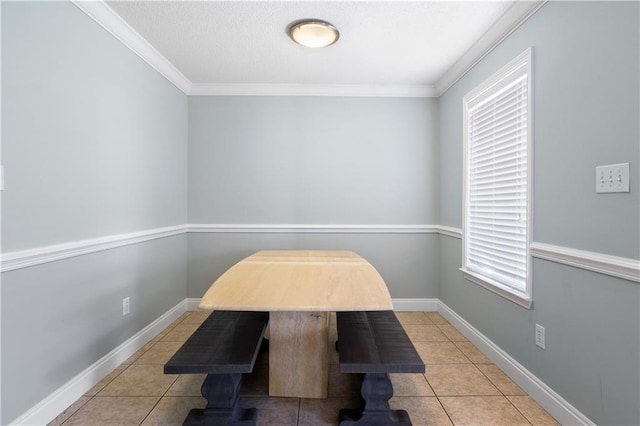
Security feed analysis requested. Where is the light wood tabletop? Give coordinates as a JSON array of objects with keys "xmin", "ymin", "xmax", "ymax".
[
  {"xmin": 200, "ymin": 250, "xmax": 392, "ymax": 311},
  {"xmin": 198, "ymin": 250, "xmax": 393, "ymax": 398}
]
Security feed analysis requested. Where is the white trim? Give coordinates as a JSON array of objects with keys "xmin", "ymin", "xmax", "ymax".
[
  {"xmin": 9, "ymin": 300, "xmax": 187, "ymax": 426},
  {"xmin": 437, "ymin": 300, "xmax": 595, "ymax": 426},
  {"xmin": 70, "ymin": 0, "xmax": 191, "ymax": 94},
  {"xmin": 391, "ymin": 298, "xmax": 438, "ymax": 312},
  {"xmin": 461, "ymin": 47, "xmax": 534, "ymax": 307},
  {"xmin": 460, "ymin": 267, "xmax": 533, "ymax": 309},
  {"xmin": 189, "ymin": 83, "xmax": 437, "ymax": 98},
  {"xmin": 2, "ymin": 224, "xmax": 637, "ymax": 284},
  {"xmin": 436, "ymin": 1, "xmax": 546, "ymax": 95},
  {"xmin": 0, "ymin": 224, "xmax": 448, "ymax": 273},
  {"xmin": 437, "ymin": 225, "xmax": 462, "ymax": 239},
  {"xmin": 71, "ymin": 0, "xmax": 546, "ymax": 98},
  {"xmin": 0, "ymin": 225, "xmax": 187, "ymax": 273},
  {"xmin": 530, "ymin": 242, "xmax": 640, "ymax": 283},
  {"xmin": 187, "ymin": 223, "xmax": 441, "ymax": 234},
  {"xmin": 186, "ymin": 298, "xmax": 206, "ymax": 311}
]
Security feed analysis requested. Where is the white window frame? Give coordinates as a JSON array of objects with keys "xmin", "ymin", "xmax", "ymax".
[{"xmin": 461, "ymin": 48, "xmax": 534, "ymax": 309}]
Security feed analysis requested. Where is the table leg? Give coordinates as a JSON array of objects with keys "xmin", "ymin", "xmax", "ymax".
[{"xmin": 268, "ymin": 311, "xmax": 329, "ymax": 398}]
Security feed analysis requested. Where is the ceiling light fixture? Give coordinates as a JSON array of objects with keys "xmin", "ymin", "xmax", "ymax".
[{"xmin": 288, "ymin": 20, "xmax": 339, "ymax": 48}]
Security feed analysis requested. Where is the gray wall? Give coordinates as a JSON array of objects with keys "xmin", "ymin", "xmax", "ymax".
[
  {"xmin": 3, "ymin": 1, "xmax": 639, "ymax": 424},
  {"xmin": 1, "ymin": 2, "xmax": 188, "ymax": 423},
  {"xmin": 187, "ymin": 96, "xmax": 440, "ymax": 299},
  {"xmin": 438, "ymin": 2, "xmax": 639, "ymax": 425}
]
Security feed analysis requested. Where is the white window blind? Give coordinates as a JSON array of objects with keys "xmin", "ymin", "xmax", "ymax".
[{"xmin": 462, "ymin": 48, "xmax": 532, "ymax": 307}]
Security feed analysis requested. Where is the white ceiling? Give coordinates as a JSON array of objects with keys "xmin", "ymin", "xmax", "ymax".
[{"xmin": 80, "ymin": 1, "xmax": 544, "ymax": 96}]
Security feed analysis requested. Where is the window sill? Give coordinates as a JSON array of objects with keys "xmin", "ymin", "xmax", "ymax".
[{"xmin": 459, "ymin": 268, "xmax": 532, "ymax": 309}]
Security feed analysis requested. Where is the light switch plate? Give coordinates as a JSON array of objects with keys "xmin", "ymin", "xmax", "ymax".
[{"xmin": 596, "ymin": 163, "xmax": 630, "ymax": 193}]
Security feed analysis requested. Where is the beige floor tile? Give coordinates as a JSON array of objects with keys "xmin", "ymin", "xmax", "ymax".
[
  {"xmin": 62, "ymin": 396, "xmax": 159, "ymax": 426},
  {"xmin": 439, "ymin": 396, "xmax": 530, "ymax": 425},
  {"xmin": 395, "ymin": 312, "xmax": 435, "ymax": 325},
  {"xmin": 507, "ymin": 396, "xmax": 560, "ymax": 425},
  {"xmin": 404, "ymin": 324, "xmax": 451, "ymax": 342},
  {"xmin": 48, "ymin": 396, "xmax": 91, "ymax": 426},
  {"xmin": 140, "ymin": 396, "xmax": 206, "ymax": 425},
  {"xmin": 239, "ymin": 397, "xmax": 299, "ymax": 426},
  {"xmin": 437, "ymin": 324, "xmax": 468, "ymax": 342},
  {"xmin": 98, "ymin": 364, "xmax": 178, "ymax": 396},
  {"xmin": 390, "ymin": 373, "xmax": 435, "ymax": 396},
  {"xmin": 298, "ymin": 397, "xmax": 359, "ymax": 425},
  {"xmin": 84, "ymin": 365, "xmax": 128, "ymax": 396},
  {"xmin": 159, "ymin": 323, "xmax": 200, "ymax": 342},
  {"xmin": 425, "ymin": 312, "xmax": 450, "ymax": 325},
  {"xmin": 426, "ymin": 364, "xmax": 501, "ymax": 396},
  {"xmin": 389, "ymin": 396, "xmax": 453, "ymax": 425},
  {"xmin": 477, "ymin": 364, "xmax": 526, "ymax": 396},
  {"xmin": 180, "ymin": 310, "xmax": 213, "ymax": 324},
  {"xmin": 414, "ymin": 342, "xmax": 471, "ymax": 365},
  {"xmin": 165, "ymin": 374, "xmax": 207, "ymax": 397},
  {"xmin": 134, "ymin": 341, "xmax": 184, "ymax": 365},
  {"xmin": 454, "ymin": 341, "xmax": 492, "ymax": 364},
  {"xmin": 121, "ymin": 342, "xmax": 155, "ymax": 365}
]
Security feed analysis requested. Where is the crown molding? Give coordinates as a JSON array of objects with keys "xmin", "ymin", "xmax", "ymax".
[
  {"xmin": 435, "ymin": 0, "xmax": 547, "ymax": 95},
  {"xmin": 189, "ymin": 83, "xmax": 438, "ymax": 98},
  {"xmin": 72, "ymin": 0, "xmax": 544, "ymax": 98},
  {"xmin": 71, "ymin": 0, "xmax": 191, "ymax": 94}
]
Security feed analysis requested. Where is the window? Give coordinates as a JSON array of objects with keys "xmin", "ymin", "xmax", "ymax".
[{"xmin": 461, "ymin": 48, "xmax": 533, "ymax": 308}]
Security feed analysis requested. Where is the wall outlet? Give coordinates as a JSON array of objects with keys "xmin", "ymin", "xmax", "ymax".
[
  {"xmin": 122, "ymin": 297, "xmax": 130, "ymax": 316},
  {"xmin": 535, "ymin": 323, "xmax": 545, "ymax": 349}
]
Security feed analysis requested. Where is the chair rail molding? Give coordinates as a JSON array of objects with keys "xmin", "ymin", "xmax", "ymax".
[
  {"xmin": 0, "ymin": 225, "xmax": 187, "ymax": 273},
  {"xmin": 187, "ymin": 223, "xmax": 443, "ymax": 234},
  {"xmin": 530, "ymin": 242, "xmax": 640, "ymax": 283}
]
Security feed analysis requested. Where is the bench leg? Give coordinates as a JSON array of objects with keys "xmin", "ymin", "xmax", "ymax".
[
  {"xmin": 339, "ymin": 373, "xmax": 412, "ymax": 425},
  {"xmin": 183, "ymin": 373, "xmax": 257, "ymax": 426}
]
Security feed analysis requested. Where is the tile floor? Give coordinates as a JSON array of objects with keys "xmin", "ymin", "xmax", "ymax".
[{"xmin": 49, "ymin": 311, "xmax": 559, "ymax": 425}]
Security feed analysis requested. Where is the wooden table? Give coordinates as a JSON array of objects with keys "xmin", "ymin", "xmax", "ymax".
[{"xmin": 199, "ymin": 250, "xmax": 393, "ymax": 398}]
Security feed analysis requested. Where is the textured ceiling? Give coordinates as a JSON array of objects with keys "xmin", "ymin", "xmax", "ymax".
[{"xmin": 106, "ymin": 1, "xmax": 516, "ymax": 88}]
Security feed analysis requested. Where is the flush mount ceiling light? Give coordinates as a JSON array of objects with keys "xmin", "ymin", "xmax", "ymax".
[{"xmin": 288, "ymin": 20, "xmax": 339, "ymax": 48}]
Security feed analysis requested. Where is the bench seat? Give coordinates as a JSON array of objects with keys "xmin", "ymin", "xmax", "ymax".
[
  {"xmin": 336, "ymin": 310, "xmax": 425, "ymax": 425},
  {"xmin": 164, "ymin": 310, "xmax": 269, "ymax": 426}
]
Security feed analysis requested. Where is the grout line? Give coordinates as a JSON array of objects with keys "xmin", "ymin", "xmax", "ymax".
[{"xmin": 434, "ymin": 395, "xmax": 456, "ymax": 425}]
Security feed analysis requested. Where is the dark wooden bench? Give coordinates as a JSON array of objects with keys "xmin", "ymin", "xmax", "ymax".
[
  {"xmin": 336, "ymin": 310, "xmax": 425, "ymax": 425},
  {"xmin": 164, "ymin": 310, "xmax": 269, "ymax": 425}
]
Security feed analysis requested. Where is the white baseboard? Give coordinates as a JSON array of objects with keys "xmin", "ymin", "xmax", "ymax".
[
  {"xmin": 9, "ymin": 300, "xmax": 188, "ymax": 426},
  {"xmin": 185, "ymin": 297, "xmax": 439, "ymax": 312},
  {"xmin": 437, "ymin": 301, "xmax": 594, "ymax": 426},
  {"xmin": 391, "ymin": 298, "xmax": 439, "ymax": 311},
  {"xmin": 186, "ymin": 298, "xmax": 206, "ymax": 311}
]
